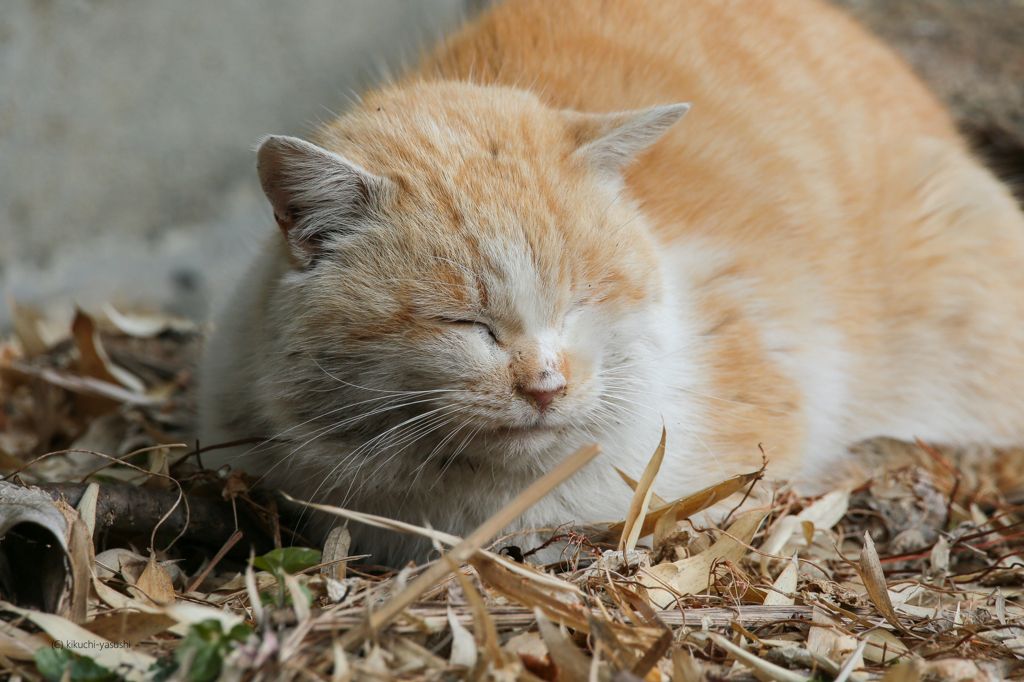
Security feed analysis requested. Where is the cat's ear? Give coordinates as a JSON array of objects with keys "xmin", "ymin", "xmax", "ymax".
[
  {"xmin": 256, "ymin": 135, "xmax": 389, "ymax": 265},
  {"xmin": 567, "ymin": 103, "xmax": 690, "ymax": 176}
]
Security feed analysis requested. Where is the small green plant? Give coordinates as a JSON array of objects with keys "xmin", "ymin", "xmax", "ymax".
[
  {"xmin": 35, "ymin": 647, "xmax": 117, "ymax": 682},
  {"xmin": 160, "ymin": 619, "xmax": 253, "ymax": 682},
  {"xmin": 251, "ymin": 547, "xmax": 321, "ymax": 609}
]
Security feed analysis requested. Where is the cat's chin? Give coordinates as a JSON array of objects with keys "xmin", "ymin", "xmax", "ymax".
[{"xmin": 490, "ymin": 423, "xmax": 561, "ymax": 447}]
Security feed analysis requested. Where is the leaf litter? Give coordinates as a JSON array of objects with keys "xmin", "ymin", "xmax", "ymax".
[{"xmin": 0, "ymin": 304, "xmax": 1023, "ymax": 681}]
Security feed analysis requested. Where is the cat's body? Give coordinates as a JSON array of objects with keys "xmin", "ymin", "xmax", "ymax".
[{"xmin": 200, "ymin": 0, "xmax": 1024, "ymax": 565}]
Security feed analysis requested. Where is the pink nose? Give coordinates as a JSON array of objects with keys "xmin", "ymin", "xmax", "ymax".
[{"xmin": 520, "ymin": 378, "xmax": 566, "ymax": 411}]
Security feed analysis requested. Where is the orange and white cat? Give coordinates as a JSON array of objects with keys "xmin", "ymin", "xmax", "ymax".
[{"xmin": 200, "ymin": 0, "xmax": 1024, "ymax": 565}]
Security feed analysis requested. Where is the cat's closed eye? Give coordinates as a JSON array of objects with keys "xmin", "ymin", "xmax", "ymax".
[{"xmin": 442, "ymin": 318, "xmax": 499, "ymax": 344}]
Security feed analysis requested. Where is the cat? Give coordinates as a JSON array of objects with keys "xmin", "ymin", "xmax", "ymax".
[{"xmin": 199, "ymin": 0, "xmax": 1024, "ymax": 566}]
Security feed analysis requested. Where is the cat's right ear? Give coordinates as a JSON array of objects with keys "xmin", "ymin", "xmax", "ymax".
[
  {"xmin": 256, "ymin": 135, "xmax": 390, "ymax": 266},
  {"xmin": 566, "ymin": 103, "xmax": 690, "ymax": 177}
]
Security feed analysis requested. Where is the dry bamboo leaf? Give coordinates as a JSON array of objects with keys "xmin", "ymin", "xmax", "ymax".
[
  {"xmin": 283, "ymin": 572, "xmax": 311, "ymax": 623},
  {"xmin": 620, "ymin": 427, "xmax": 666, "ymax": 552},
  {"xmin": 640, "ymin": 510, "xmax": 768, "ymax": 608},
  {"xmin": 535, "ymin": 607, "xmax": 600, "ymax": 682},
  {"xmin": 1, "ymin": 600, "xmax": 156, "ymax": 679},
  {"xmin": 608, "ymin": 467, "xmax": 762, "ymax": 540},
  {"xmin": 807, "ymin": 607, "xmax": 841, "ymax": 660},
  {"xmin": 71, "ymin": 310, "xmax": 145, "ymax": 393},
  {"xmin": 615, "ymin": 469, "xmax": 668, "ymax": 508},
  {"xmin": 859, "ymin": 532, "xmax": 910, "ymax": 634},
  {"xmin": 331, "ymin": 631, "xmax": 352, "ymax": 682},
  {"xmin": 447, "ymin": 605, "xmax": 479, "ymax": 669},
  {"xmin": 450, "ymin": 560, "xmax": 503, "ymax": 663},
  {"xmin": 75, "ymin": 483, "xmax": 100, "ymax": 539},
  {"xmin": 6, "ymin": 360, "xmax": 158, "ymax": 406},
  {"xmin": 62, "ymin": 514, "xmax": 92, "ymax": 623},
  {"xmin": 92, "ymin": 572, "xmax": 162, "ymax": 613},
  {"xmin": 285, "ymin": 494, "xmax": 463, "ymax": 547},
  {"xmin": 470, "ymin": 553, "xmax": 590, "ymax": 633},
  {"xmin": 101, "ymin": 303, "xmax": 196, "ymax": 338},
  {"xmin": 0, "ymin": 625, "xmax": 51, "ymax": 661},
  {"xmin": 323, "ymin": 525, "xmax": 352, "ymax": 581},
  {"xmin": 245, "ymin": 562, "xmax": 265, "ymax": 627},
  {"xmin": 862, "ymin": 629, "xmax": 910, "ymax": 665},
  {"xmin": 763, "ymin": 554, "xmax": 798, "ymax": 607},
  {"xmin": 338, "ymin": 443, "xmax": 601, "ymax": 648},
  {"xmin": 133, "ymin": 555, "xmax": 175, "ymax": 606},
  {"xmin": 760, "ymin": 488, "xmax": 850, "ymax": 572},
  {"xmin": 94, "ymin": 548, "xmax": 146, "ymax": 582},
  {"xmin": 833, "ymin": 639, "xmax": 867, "ymax": 682},
  {"xmin": 689, "ymin": 631, "xmax": 810, "ymax": 682},
  {"xmin": 7, "ymin": 297, "xmax": 50, "ymax": 357},
  {"xmin": 83, "ymin": 611, "xmax": 176, "ymax": 644},
  {"xmin": 671, "ymin": 649, "xmax": 706, "ymax": 682},
  {"xmin": 930, "ymin": 535, "xmax": 950, "ymax": 575},
  {"xmin": 880, "ymin": 662, "xmax": 921, "ymax": 682}
]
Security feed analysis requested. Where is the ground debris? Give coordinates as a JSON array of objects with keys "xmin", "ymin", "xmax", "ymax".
[{"xmin": 4, "ymin": 308, "xmax": 1024, "ymax": 682}]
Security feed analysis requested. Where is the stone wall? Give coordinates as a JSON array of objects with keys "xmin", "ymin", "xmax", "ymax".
[{"xmin": 0, "ymin": 0, "xmax": 466, "ymax": 328}]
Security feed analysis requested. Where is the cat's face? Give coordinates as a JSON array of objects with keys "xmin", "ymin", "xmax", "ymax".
[{"xmin": 259, "ymin": 83, "xmax": 686, "ymax": 462}]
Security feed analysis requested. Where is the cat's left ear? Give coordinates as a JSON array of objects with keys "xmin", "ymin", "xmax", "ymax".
[
  {"xmin": 566, "ymin": 103, "xmax": 690, "ymax": 176},
  {"xmin": 256, "ymin": 135, "xmax": 391, "ymax": 266}
]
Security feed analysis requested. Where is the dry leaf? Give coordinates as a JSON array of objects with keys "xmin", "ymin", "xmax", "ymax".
[
  {"xmin": 862, "ymin": 629, "xmax": 910, "ymax": 665},
  {"xmin": 323, "ymin": 525, "xmax": 352, "ymax": 581},
  {"xmin": 763, "ymin": 554, "xmax": 798, "ymax": 606},
  {"xmin": 688, "ymin": 630, "xmax": 810, "ymax": 682},
  {"xmin": 447, "ymin": 606, "xmax": 478, "ymax": 669},
  {"xmin": 2, "ymin": 600, "xmax": 156, "ymax": 679},
  {"xmin": 71, "ymin": 310, "xmax": 146, "ymax": 393},
  {"xmin": 860, "ymin": 532, "xmax": 910, "ymax": 634},
  {"xmin": 640, "ymin": 510, "xmax": 768, "ymax": 608},
  {"xmin": 535, "ymin": 607, "xmax": 600, "ymax": 682},
  {"xmin": 101, "ymin": 303, "xmax": 197, "ymax": 338},
  {"xmin": 760, "ymin": 488, "xmax": 850, "ymax": 572},
  {"xmin": 620, "ymin": 427, "xmax": 666, "ymax": 551},
  {"xmin": 609, "ymin": 467, "xmax": 762, "ymax": 541},
  {"xmin": 83, "ymin": 611, "xmax": 176, "ymax": 645},
  {"xmin": 337, "ymin": 443, "xmax": 601, "ymax": 648},
  {"xmin": 133, "ymin": 555, "xmax": 176, "ymax": 606}
]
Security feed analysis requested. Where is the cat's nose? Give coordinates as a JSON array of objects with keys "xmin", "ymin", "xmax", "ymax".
[{"xmin": 519, "ymin": 375, "xmax": 567, "ymax": 411}]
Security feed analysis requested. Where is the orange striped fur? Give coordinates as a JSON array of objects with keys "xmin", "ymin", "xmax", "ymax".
[{"xmin": 200, "ymin": 0, "xmax": 1024, "ymax": 564}]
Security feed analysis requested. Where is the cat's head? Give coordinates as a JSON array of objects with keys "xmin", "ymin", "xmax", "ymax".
[{"xmin": 256, "ymin": 82, "xmax": 688, "ymax": 462}]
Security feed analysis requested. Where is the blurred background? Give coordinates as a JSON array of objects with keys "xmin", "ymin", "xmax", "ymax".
[{"xmin": 1, "ymin": 0, "xmax": 1022, "ymax": 332}]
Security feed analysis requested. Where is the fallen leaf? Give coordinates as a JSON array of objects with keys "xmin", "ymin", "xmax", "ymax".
[
  {"xmin": 640, "ymin": 510, "xmax": 768, "ymax": 608},
  {"xmin": 71, "ymin": 310, "xmax": 146, "ymax": 393},
  {"xmin": 862, "ymin": 629, "xmax": 910, "ymax": 665},
  {"xmin": 447, "ymin": 606, "xmax": 478, "ymax": 669},
  {"xmin": 83, "ymin": 611, "xmax": 176, "ymax": 645},
  {"xmin": 609, "ymin": 468, "xmax": 763, "ymax": 541},
  {"xmin": 620, "ymin": 427, "xmax": 666, "ymax": 552},
  {"xmin": 322, "ymin": 525, "xmax": 352, "ymax": 581},
  {"xmin": 1, "ymin": 600, "xmax": 156, "ymax": 679},
  {"xmin": 860, "ymin": 532, "xmax": 910, "ymax": 634},
  {"xmin": 763, "ymin": 554, "xmax": 798, "ymax": 607},
  {"xmin": 133, "ymin": 555, "xmax": 176, "ymax": 606},
  {"xmin": 760, "ymin": 488, "xmax": 849, "ymax": 573}
]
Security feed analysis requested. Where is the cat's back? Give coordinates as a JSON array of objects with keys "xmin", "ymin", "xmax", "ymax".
[{"xmin": 423, "ymin": 0, "xmax": 960, "ymax": 240}]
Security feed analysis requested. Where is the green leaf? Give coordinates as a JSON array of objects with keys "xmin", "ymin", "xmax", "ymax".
[
  {"xmin": 227, "ymin": 623, "xmax": 253, "ymax": 643},
  {"xmin": 251, "ymin": 547, "xmax": 321, "ymax": 577},
  {"xmin": 172, "ymin": 619, "xmax": 252, "ymax": 682},
  {"xmin": 188, "ymin": 643, "xmax": 224, "ymax": 682},
  {"xmin": 35, "ymin": 647, "xmax": 118, "ymax": 682}
]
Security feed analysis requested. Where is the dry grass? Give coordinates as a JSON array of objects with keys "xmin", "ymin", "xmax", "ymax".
[{"xmin": 2, "ymin": 306, "xmax": 1024, "ymax": 681}]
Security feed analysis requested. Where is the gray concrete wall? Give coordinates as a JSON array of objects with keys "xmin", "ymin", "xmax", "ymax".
[{"xmin": 1, "ymin": 0, "xmax": 469, "ymax": 329}]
